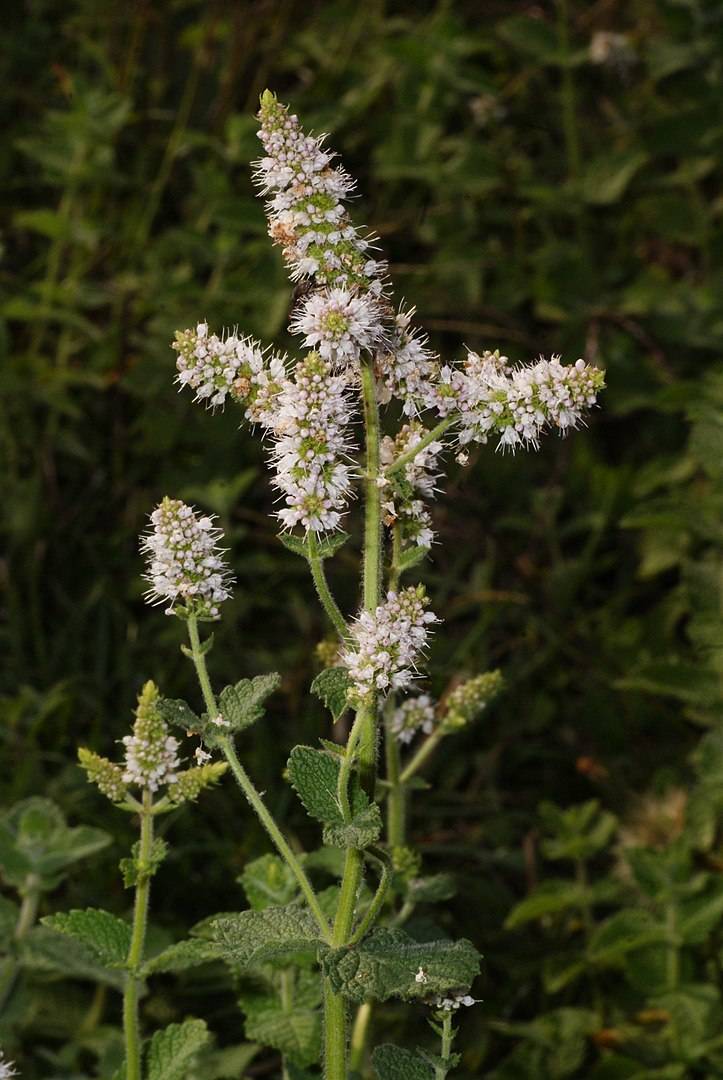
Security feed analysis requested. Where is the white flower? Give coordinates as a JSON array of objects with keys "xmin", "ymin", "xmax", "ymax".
[
  {"xmin": 173, "ymin": 323, "xmax": 287, "ymax": 423},
  {"xmin": 341, "ymin": 586, "xmax": 439, "ymax": 702},
  {"xmin": 269, "ymin": 352, "xmax": 356, "ymax": 534},
  {"xmin": 195, "ymin": 746, "xmax": 212, "ymax": 765},
  {"xmin": 122, "ymin": 682, "xmax": 180, "ymax": 793},
  {"xmin": 255, "ymin": 91, "xmax": 386, "ymax": 292},
  {"xmin": 380, "ymin": 422, "xmax": 443, "ymax": 548},
  {"xmin": 290, "ymin": 288, "xmax": 387, "ymax": 367},
  {"xmin": 415, "ymin": 966, "xmax": 429, "ymax": 984},
  {"xmin": 429, "ymin": 351, "xmax": 605, "ymax": 451},
  {"xmin": 390, "ymin": 694, "xmax": 436, "ymax": 744},
  {"xmin": 376, "ymin": 306, "xmax": 441, "ymax": 415},
  {"xmin": 435, "ymin": 993, "xmax": 480, "ymax": 1011},
  {"xmin": 141, "ymin": 498, "xmax": 234, "ymax": 619},
  {"xmin": 0, "ymin": 1053, "xmax": 18, "ymax": 1079}
]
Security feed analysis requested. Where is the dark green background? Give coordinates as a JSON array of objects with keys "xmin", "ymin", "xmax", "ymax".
[{"xmin": 2, "ymin": 1, "xmax": 722, "ymax": 1075}]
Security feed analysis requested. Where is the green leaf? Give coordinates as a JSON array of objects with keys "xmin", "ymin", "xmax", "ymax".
[
  {"xmin": 323, "ymin": 803, "xmax": 382, "ymax": 850},
  {"xmin": 156, "ymin": 698, "xmax": 200, "ymax": 732},
  {"xmin": 0, "ymin": 893, "xmax": 19, "ymax": 945},
  {"xmin": 146, "ymin": 1019, "xmax": 210, "ymax": 1080},
  {"xmin": 373, "ymin": 1044, "xmax": 435, "ymax": 1080},
  {"xmin": 678, "ymin": 881, "xmax": 723, "ymax": 944},
  {"xmin": 203, "ymin": 904, "xmax": 320, "ymax": 968},
  {"xmin": 241, "ymin": 994, "xmax": 321, "ymax": 1067},
  {"xmin": 397, "ymin": 546, "xmax": 429, "ymax": 573},
  {"xmin": 587, "ymin": 911, "xmax": 665, "ymax": 967},
  {"xmin": 200, "ymin": 1043, "xmax": 261, "ymax": 1078},
  {"xmin": 42, "ymin": 908, "xmax": 131, "ymax": 968},
  {"xmin": 0, "ymin": 798, "xmax": 111, "ymax": 890},
  {"xmin": 120, "ymin": 838, "xmax": 168, "ymax": 887},
  {"xmin": 580, "ymin": 151, "xmax": 649, "ymax": 206},
  {"xmin": 287, "ymin": 745, "xmax": 380, "ymax": 848},
  {"xmin": 287, "ymin": 746, "xmax": 346, "ymax": 825},
  {"xmin": 239, "ymin": 854, "xmax": 298, "ymax": 910},
  {"xmin": 143, "ymin": 938, "xmax": 222, "ymax": 976},
  {"xmin": 311, "ymin": 667, "xmax": 351, "ymax": 722},
  {"xmin": 21, "ymin": 925, "xmax": 126, "ymax": 990},
  {"xmin": 321, "ymin": 928, "xmax": 480, "ymax": 1003},
  {"xmin": 505, "ymin": 880, "xmax": 588, "ymax": 928},
  {"xmin": 218, "ymin": 672, "xmax": 281, "ymax": 732},
  {"xmin": 279, "ymin": 531, "xmax": 350, "ymax": 560}
]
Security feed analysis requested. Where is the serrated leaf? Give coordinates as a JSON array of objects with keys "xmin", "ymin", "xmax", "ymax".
[
  {"xmin": 120, "ymin": 837, "xmax": 168, "ymax": 887},
  {"xmin": 239, "ymin": 854, "xmax": 298, "ymax": 911},
  {"xmin": 21, "ymin": 925, "xmax": 126, "ymax": 990},
  {"xmin": 372, "ymin": 1044, "xmax": 435, "ymax": 1080},
  {"xmin": 279, "ymin": 531, "xmax": 350, "ymax": 560},
  {"xmin": 156, "ymin": 698, "xmax": 200, "ymax": 732},
  {"xmin": 42, "ymin": 908, "xmax": 131, "ymax": 968},
  {"xmin": 143, "ymin": 938, "xmax": 222, "ymax": 975},
  {"xmin": 218, "ymin": 672, "xmax": 281, "ymax": 732},
  {"xmin": 323, "ymin": 802, "xmax": 382, "ymax": 850},
  {"xmin": 287, "ymin": 746, "xmax": 347, "ymax": 825},
  {"xmin": 311, "ymin": 668, "xmax": 351, "ymax": 722},
  {"xmin": 146, "ymin": 1019, "xmax": 210, "ymax": 1080},
  {"xmin": 398, "ymin": 546, "xmax": 429, "ymax": 573},
  {"xmin": 0, "ymin": 797, "xmax": 111, "ymax": 890},
  {"xmin": 241, "ymin": 995, "xmax": 321, "ymax": 1067},
  {"xmin": 321, "ymin": 928, "xmax": 480, "ymax": 1003},
  {"xmin": 203, "ymin": 904, "xmax": 320, "ymax": 968},
  {"xmin": 406, "ymin": 875, "xmax": 457, "ymax": 905}
]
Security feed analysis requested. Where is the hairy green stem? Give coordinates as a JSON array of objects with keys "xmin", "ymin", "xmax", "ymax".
[
  {"xmin": 400, "ymin": 729, "xmax": 444, "ymax": 784},
  {"xmin": 385, "ymin": 416, "xmax": 455, "ymax": 478},
  {"xmin": 324, "ymin": 361, "xmax": 383, "ymax": 1079},
  {"xmin": 0, "ymin": 874, "xmax": 41, "ymax": 1017},
  {"xmin": 186, "ymin": 616, "xmax": 332, "ymax": 942},
  {"xmin": 435, "ymin": 1011, "xmax": 454, "ymax": 1080},
  {"xmin": 123, "ymin": 789, "xmax": 154, "ymax": 1080},
  {"xmin": 307, "ymin": 534, "xmax": 349, "ymax": 642},
  {"xmin": 348, "ymin": 851, "xmax": 390, "ymax": 947}
]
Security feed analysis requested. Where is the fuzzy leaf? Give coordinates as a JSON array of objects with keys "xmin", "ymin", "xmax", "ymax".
[
  {"xmin": 145, "ymin": 1019, "xmax": 210, "ymax": 1080},
  {"xmin": 0, "ymin": 797, "xmax": 110, "ymax": 890},
  {"xmin": 203, "ymin": 904, "xmax": 320, "ymax": 968},
  {"xmin": 372, "ymin": 1044, "xmax": 435, "ymax": 1080},
  {"xmin": 311, "ymin": 667, "xmax": 351, "ymax": 722},
  {"xmin": 321, "ymin": 928, "xmax": 480, "ymax": 1003},
  {"xmin": 156, "ymin": 698, "xmax": 200, "ymax": 732},
  {"xmin": 406, "ymin": 875, "xmax": 457, "ymax": 904},
  {"xmin": 143, "ymin": 938, "xmax": 222, "ymax": 975},
  {"xmin": 287, "ymin": 745, "xmax": 347, "ymax": 826},
  {"xmin": 398, "ymin": 546, "xmax": 429, "ymax": 572},
  {"xmin": 240, "ymin": 854, "xmax": 298, "ymax": 911},
  {"xmin": 21, "ymin": 925, "xmax": 126, "ymax": 990},
  {"xmin": 218, "ymin": 672, "xmax": 281, "ymax": 732},
  {"xmin": 120, "ymin": 837, "xmax": 168, "ymax": 888},
  {"xmin": 279, "ymin": 531, "xmax": 350, "ymax": 560},
  {"xmin": 587, "ymin": 910, "xmax": 665, "ymax": 966},
  {"xmin": 42, "ymin": 908, "xmax": 131, "ymax": 968},
  {"xmin": 241, "ymin": 994, "xmax": 321, "ymax": 1067},
  {"xmin": 323, "ymin": 803, "xmax": 382, "ymax": 850}
]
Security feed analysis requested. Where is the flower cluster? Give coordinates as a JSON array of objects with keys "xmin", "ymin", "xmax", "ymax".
[
  {"xmin": 254, "ymin": 90, "xmax": 385, "ymax": 292},
  {"xmin": 79, "ymin": 682, "xmax": 227, "ymax": 806},
  {"xmin": 376, "ymin": 306, "xmax": 441, "ymax": 416},
  {"xmin": 122, "ymin": 682, "xmax": 180, "ymax": 793},
  {"xmin": 433, "ymin": 351, "xmax": 605, "ymax": 451},
  {"xmin": 389, "ymin": 694, "xmax": 436, "ymax": 744},
  {"xmin": 290, "ymin": 287, "xmax": 386, "ymax": 367},
  {"xmin": 173, "ymin": 323, "xmax": 286, "ymax": 423},
  {"xmin": 341, "ymin": 586, "xmax": 439, "ymax": 701},
  {"xmin": 439, "ymin": 671, "xmax": 503, "ymax": 733},
  {"xmin": 141, "ymin": 498, "xmax": 234, "ymax": 619},
  {"xmin": 435, "ymin": 993, "xmax": 479, "ymax": 1011},
  {"xmin": 270, "ymin": 352, "xmax": 356, "ymax": 532},
  {"xmin": 380, "ymin": 422, "xmax": 443, "ymax": 549}
]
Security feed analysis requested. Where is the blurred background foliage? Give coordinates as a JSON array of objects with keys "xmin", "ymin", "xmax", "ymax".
[{"xmin": 1, "ymin": 0, "xmax": 722, "ymax": 1076}]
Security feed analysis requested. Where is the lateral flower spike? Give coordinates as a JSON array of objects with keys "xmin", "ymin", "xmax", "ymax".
[
  {"xmin": 166, "ymin": 761, "xmax": 229, "ymax": 805},
  {"xmin": 141, "ymin": 497, "xmax": 234, "ymax": 619},
  {"xmin": 78, "ymin": 747, "xmax": 127, "ymax": 804},
  {"xmin": 439, "ymin": 670, "xmax": 503, "ymax": 733},
  {"xmin": 122, "ymin": 681, "xmax": 180, "ymax": 793}
]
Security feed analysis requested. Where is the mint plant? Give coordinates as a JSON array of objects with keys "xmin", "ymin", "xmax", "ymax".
[{"xmin": 38, "ymin": 91, "xmax": 604, "ymax": 1079}]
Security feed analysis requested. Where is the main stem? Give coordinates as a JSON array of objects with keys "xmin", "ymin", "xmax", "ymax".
[
  {"xmin": 186, "ymin": 616, "xmax": 332, "ymax": 941},
  {"xmin": 323, "ymin": 361, "xmax": 383, "ymax": 1079},
  {"xmin": 123, "ymin": 789, "xmax": 154, "ymax": 1080},
  {"xmin": 435, "ymin": 1011, "xmax": 454, "ymax": 1080}
]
